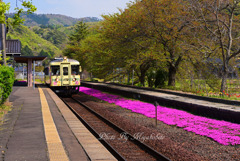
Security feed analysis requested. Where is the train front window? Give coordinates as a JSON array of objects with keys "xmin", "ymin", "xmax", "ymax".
[
  {"xmin": 63, "ymin": 67, "xmax": 68, "ymax": 75},
  {"xmin": 51, "ymin": 66, "xmax": 60, "ymax": 75},
  {"xmin": 71, "ymin": 65, "xmax": 79, "ymax": 75}
]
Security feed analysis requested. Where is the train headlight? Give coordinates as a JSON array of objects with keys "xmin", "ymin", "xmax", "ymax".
[
  {"xmin": 55, "ymin": 78, "xmax": 59, "ymax": 82},
  {"xmin": 72, "ymin": 78, "xmax": 76, "ymax": 82}
]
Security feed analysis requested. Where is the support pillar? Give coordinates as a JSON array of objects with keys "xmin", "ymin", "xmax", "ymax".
[{"xmin": 27, "ymin": 59, "xmax": 32, "ymax": 87}]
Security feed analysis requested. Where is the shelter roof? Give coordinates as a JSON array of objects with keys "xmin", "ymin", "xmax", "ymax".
[{"xmin": 14, "ymin": 56, "xmax": 47, "ymax": 63}]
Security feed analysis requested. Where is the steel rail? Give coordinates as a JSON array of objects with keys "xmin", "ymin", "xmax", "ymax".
[
  {"xmin": 71, "ymin": 96, "xmax": 171, "ymax": 161},
  {"xmin": 60, "ymin": 97, "xmax": 126, "ymax": 161}
]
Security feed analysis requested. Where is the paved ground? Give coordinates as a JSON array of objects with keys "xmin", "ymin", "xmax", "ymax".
[
  {"xmin": 0, "ymin": 86, "xmax": 47, "ymax": 161},
  {"xmin": 0, "ymin": 85, "xmax": 89, "ymax": 161}
]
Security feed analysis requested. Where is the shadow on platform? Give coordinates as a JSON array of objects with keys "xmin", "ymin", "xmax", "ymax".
[{"xmin": 13, "ymin": 81, "xmax": 27, "ymax": 86}]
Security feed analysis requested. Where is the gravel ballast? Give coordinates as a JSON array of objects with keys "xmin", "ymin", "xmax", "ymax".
[{"xmin": 75, "ymin": 90, "xmax": 240, "ymax": 161}]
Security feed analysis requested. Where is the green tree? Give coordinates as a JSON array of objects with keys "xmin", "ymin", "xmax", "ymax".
[
  {"xmin": 138, "ymin": 0, "xmax": 190, "ymax": 86},
  {"xmin": 1, "ymin": 0, "xmax": 36, "ymax": 65},
  {"xmin": 78, "ymin": 33, "xmax": 115, "ymax": 79},
  {"xmin": 63, "ymin": 21, "xmax": 89, "ymax": 67},
  {"xmin": 0, "ymin": 0, "xmax": 36, "ymax": 25},
  {"xmin": 39, "ymin": 49, "xmax": 52, "ymax": 58},
  {"xmin": 21, "ymin": 45, "xmax": 33, "ymax": 56},
  {"xmin": 99, "ymin": 1, "xmax": 158, "ymax": 86},
  {"xmin": 45, "ymin": 29, "xmax": 67, "ymax": 47},
  {"xmin": 188, "ymin": 0, "xmax": 240, "ymax": 93},
  {"xmin": 69, "ymin": 21, "xmax": 88, "ymax": 43},
  {"xmin": 98, "ymin": 0, "xmax": 190, "ymax": 86}
]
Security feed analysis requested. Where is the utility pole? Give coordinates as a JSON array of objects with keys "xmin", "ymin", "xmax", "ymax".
[
  {"xmin": 0, "ymin": 0, "xmax": 7, "ymax": 66},
  {"xmin": 1, "ymin": 23, "xmax": 6, "ymax": 66}
]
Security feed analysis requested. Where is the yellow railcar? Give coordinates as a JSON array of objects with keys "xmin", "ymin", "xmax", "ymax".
[{"xmin": 44, "ymin": 57, "xmax": 81, "ymax": 95}]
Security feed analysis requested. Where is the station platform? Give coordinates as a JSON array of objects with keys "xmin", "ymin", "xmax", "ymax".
[
  {"xmin": 0, "ymin": 84, "xmax": 116, "ymax": 161},
  {"xmin": 82, "ymin": 82, "xmax": 240, "ymax": 123}
]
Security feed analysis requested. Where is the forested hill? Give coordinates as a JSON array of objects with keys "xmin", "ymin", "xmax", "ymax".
[
  {"xmin": 6, "ymin": 13, "xmax": 100, "ymax": 59},
  {"xmin": 7, "ymin": 25, "xmax": 62, "ymax": 57},
  {"xmin": 8, "ymin": 13, "xmax": 100, "ymax": 27}
]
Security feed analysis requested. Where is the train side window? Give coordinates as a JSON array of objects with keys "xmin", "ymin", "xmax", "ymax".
[
  {"xmin": 63, "ymin": 67, "xmax": 68, "ymax": 75},
  {"xmin": 71, "ymin": 65, "xmax": 79, "ymax": 75},
  {"xmin": 44, "ymin": 67, "xmax": 49, "ymax": 75},
  {"xmin": 51, "ymin": 65, "xmax": 60, "ymax": 75}
]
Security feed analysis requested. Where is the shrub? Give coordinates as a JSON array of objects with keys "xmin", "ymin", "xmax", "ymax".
[
  {"xmin": 146, "ymin": 70, "xmax": 156, "ymax": 88},
  {"xmin": 0, "ymin": 66, "xmax": 15, "ymax": 104},
  {"xmin": 155, "ymin": 69, "xmax": 168, "ymax": 88}
]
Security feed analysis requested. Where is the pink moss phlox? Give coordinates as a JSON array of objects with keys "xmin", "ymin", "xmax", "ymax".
[
  {"xmin": 18, "ymin": 80, "xmax": 27, "ymax": 83},
  {"xmin": 80, "ymin": 87, "xmax": 240, "ymax": 145}
]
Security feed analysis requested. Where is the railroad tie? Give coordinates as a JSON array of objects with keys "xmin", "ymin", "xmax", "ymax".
[{"xmin": 46, "ymin": 88, "xmax": 117, "ymax": 161}]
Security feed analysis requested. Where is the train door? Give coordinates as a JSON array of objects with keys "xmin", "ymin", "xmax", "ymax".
[{"xmin": 61, "ymin": 63, "xmax": 70, "ymax": 86}]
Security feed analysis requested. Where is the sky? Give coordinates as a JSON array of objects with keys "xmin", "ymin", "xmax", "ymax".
[{"xmin": 4, "ymin": 0, "xmax": 132, "ymax": 18}]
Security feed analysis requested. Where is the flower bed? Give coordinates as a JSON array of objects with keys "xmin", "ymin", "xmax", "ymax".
[
  {"xmin": 17, "ymin": 80, "xmax": 27, "ymax": 83},
  {"xmin": 80, "ymin": 87, "xmax": 240, "ymax": 146}
]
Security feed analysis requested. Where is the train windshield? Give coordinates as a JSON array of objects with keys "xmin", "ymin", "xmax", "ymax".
[
  {"xmin": 71, "ymin": 65, "xmax": 79, "ymax": 75},
  {"xmin": 51, "ymin": 66, "xmax": 60, "ymax": 75},
  {"xmin": 63, "ymin": 67, "xmax": 68, "ymax": 75}
]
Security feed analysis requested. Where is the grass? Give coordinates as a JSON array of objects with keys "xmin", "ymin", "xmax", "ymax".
[
  {"xmin": 151, "ymin": 79, "xmax": 240, "ymax": 101},
  {"xmin": 34, "ymin": 78, "xmax": 44, "ymax": 83},
  {"xmin": 0, "ymin": 102, "xmax": 12, "ymax": 123},
  {"xmin": 122, "ymin": 78, "xmax": 240, "ymax": 101},
  {"xmin": 15, "ymin": 79, "xmax": 44, "ymax": 84},
  {"xmin": 84, "ymin": 77, "xmax": 240, "ymax": 101}
]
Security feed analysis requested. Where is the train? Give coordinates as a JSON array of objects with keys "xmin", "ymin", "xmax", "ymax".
[{"xmin": 44, "ymin": 57, "xmax": 81, "ymax": 95}]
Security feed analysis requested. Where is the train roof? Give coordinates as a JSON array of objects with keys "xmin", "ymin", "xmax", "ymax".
[{"xmin": 49, "ymin": 58, "xmax": 80, "ymax": 65}]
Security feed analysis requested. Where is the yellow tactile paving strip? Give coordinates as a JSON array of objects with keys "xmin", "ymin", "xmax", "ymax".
[
  {"xmin": 46, "ymin": 88, "xmax": 117, "ymax": 161},
  {"xmin": 39, "ymin": 88, "xmax": 69, "ymax": 161}
]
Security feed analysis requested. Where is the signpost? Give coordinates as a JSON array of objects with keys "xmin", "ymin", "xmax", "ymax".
[
  {"xmin": 33, "ymin": 60, "xmax": 35, "ymax": 90},
  {"xmin": 154, "ymin": 101, "xmax": 159, "ymax": 127}
]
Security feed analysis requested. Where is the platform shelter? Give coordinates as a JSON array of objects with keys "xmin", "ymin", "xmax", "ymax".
[{"xmin": 14, "ymin": 56, "xmax": 47, "ymax": 87}]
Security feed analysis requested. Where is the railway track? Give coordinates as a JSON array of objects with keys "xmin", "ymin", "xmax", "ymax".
[{"xmin": 60, "ymin": 95, "xmax": 170, "ymax": 161}]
